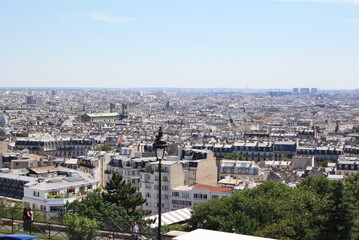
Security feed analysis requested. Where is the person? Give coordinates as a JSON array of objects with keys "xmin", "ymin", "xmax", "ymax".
[
  {"xmin": 23, "ymin": 207, "xmax": 33, "ymax": 232},
  {"xmin": 107, "ymin": 235, "xmax": 113, "ymax": 240},
  {"xmin": 28, "ymin": 207, "xmax": 34, "ymax": 221},
  {"xmin": 131, "ymin": 221, "xmax": 139, "ymax": 240}
]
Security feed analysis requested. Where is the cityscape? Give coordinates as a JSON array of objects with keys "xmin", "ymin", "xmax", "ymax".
[
  {"xmin": 1, "ymin": 0, "xmax": 359, "ymax": 239},
  {"xmin": 0, "ymin": 88, "xmax": 358, "ymax": 239}
]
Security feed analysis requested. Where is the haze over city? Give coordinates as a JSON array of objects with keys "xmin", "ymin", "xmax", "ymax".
[{"xmin": 1, "ymin": 0, "xmax": 359, "ymax": 89}]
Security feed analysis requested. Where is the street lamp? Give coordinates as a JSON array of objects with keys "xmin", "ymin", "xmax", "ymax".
[{"xmin": 153, "ymin": 127, "xmax": 167, "ymax": 240}]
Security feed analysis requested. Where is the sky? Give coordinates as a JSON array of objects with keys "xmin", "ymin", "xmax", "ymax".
[{"xmin": 0, "ymin": 0, "xmax": 358, "ymax": 89}]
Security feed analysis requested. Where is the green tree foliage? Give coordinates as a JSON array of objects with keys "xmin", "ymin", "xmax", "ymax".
[
  {"xmin": 65, "ymin": 192, "xmax": 129, "ymax": 220},
  {"xmin": 65, "ymin": 173, "xmax": 149, "ymax": 223},
  {"xmin": 188, "ymin": 174, "xmax": 359, "ymax": 240},
  {"xmin": 253, "ymin": 220, "xmax": 295, "ymax": 240},
  {"xmin": 224, "ymin": 152, "xmax": 244, "ymax": 160},
  {"xmin": 64, "ymin": 173, "xmax": 150, "ymax": 233},
  {"xmin": 161, "ymin": 224, "xmax": 187, "ymax": 233},
  {"xmin": 64, "ymin": 214, "xmax": 99, "ymax": 240},
  {"xmin": 93, "ymin": 144, "xmax": 112, "ymax": 151},
  {"xmin": 102, "ymin": 172, "xmax": 149, "ymax": 218}
]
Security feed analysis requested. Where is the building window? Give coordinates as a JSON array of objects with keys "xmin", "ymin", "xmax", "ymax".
[
  {"xmin": 172, "ymin": 192, "xmax": 179, "ymax": 197},
  {"xmin": 67, "ymin": 188, "xmax": 76, "ymax": 195},
  {"xmin": 212, "ymin": 195, "xmax": 219, "ymax": 199},
  {"xmin": 182, "ymin": 193, "xmax": 189, "ymax": 198},
  {"xmin": 33, "ymin": 191, "xmax": 40, "ymax": 197},
  {"xmin": 48, "ymin": 191, "xmax": 58, "ymax": 196},
  {"xmin": 50, "ymin": 206, "xmax": 62, "ymax": 212},
  {"xmin": 194, "ymin": 193, "xmax": 207, "ymax": 199}
]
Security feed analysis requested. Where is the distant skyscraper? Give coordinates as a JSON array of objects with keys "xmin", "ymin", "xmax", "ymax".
[
  {"xmin": 293, "ymin": 88, "xmax": 299, "ymax": 95},
  {"xmin": 110, "ymin": 103, "xmax": 116, "ymax": 113},
  {"xmin": 122, "ymin": 104, "xmax": 128, "ymax": 117},
  {"xmin": 26, "ymin": 96, "xmax": 35, "ymax": 105},
  {"xmin": 300, "ymin": 88, "xmax": 310, "ymax": 95},
  {"xmin": 35, "ymin": 96, "xmax": 43, "ymax": 106},
  {"xmin": 311, "ymin": 88, "xmax": 318, "ymax": 94}
]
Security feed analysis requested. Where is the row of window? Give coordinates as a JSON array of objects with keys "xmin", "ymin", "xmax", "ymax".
[
  {"xmin": 194, "ymin": 193, "xmax": 207, "ymax": 199},
  {"xmin": 154, "ymin": 185, "xmax": 169, "ymax": 191},
  {"xmin": 0, "ymin": 187, "xmax": 23, "ymax": 198},
  {"xmin": 222, "ymin": 168, "xmax": 258, "ymax": 174},
  {"xmin": 337, "ymin": 164, "xmax": 359, "ymax": 170}
]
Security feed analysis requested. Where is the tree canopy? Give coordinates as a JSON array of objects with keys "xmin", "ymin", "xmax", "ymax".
[
  {"xmin": 187, "ymin": 174, "xmax": 359, "ymax": 240},
  {"xmin": 102, "ymin": 172, "xmax": 149, "ymax": 217},
  {"xmin": 93, "ymin": 144, "xmax": 112, "ymax": 151},
  {"xmin": 64, "ymin": 173, "xmax": 149, "ymax": 225},
  {"xmin": 224, "ymin": 152, "xmax": 244, "ymax": 160}
]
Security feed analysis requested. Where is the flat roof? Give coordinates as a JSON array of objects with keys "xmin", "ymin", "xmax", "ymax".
[
  {"xmin": 174, "ymin": 229, "xmax": 276, "ymax": 240},
  {"xmin": 28, "ymin": 175, "xmax": 98, "ymax": 191},
  {"xmin": 29, "ymin": 166, "xmax": 58, "ymax": 174}
]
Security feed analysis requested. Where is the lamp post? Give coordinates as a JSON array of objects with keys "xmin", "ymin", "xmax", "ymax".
[{"xmin": 153, "ymin": 127, "xmax": 167, "ymax": 240}]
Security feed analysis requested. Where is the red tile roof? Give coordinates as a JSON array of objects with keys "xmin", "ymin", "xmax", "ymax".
[{"xmin": 194, "ymin": 184, "xmax": 233, "ymax": 193}]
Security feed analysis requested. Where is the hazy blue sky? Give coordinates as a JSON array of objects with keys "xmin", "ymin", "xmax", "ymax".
[{"xmin": 1, "ymin": 0, "xmax": 358, "ymax": 89}]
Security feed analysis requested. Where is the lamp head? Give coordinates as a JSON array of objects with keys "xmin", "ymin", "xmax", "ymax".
[{"xmin": 153, "ymin": 127, "xmax": 168, "ymax": 159}]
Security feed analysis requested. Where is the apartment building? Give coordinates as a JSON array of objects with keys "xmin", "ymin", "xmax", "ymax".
[
  {"xmin": 0, "ymin": 153, "xmax": 43, "ymax": 169},
  {"xmin": 140, "ymin": 150, "xmax": 217, "ymax": 214},
  {"xmin": 343, "ymin": 145, "xmax": 359, "ymax": 156},
  {"xmin": 297, "ymin": 146, "xmax": 343, "ymax": 161},
  {"xmin": 233, "ymin": 142, "xmax": 273, "ymax": 161},
  {"xmin": 273, "ymin": 141, "xmax": 297, "ymax": 160},
  {"xmin": 219, "ymin": 160, "xmax": 263, "ymax": 181},
  {"xmin": 105, "ymin": 154, "xmax": 156, "ymax": 190},
  {"xmin": 23, "ymin": 168, "xmax": 99, "ymax": 212},
  {"xmin": 336, "ymin": 157, "xmax": 359, "ymax": 176},
  {"xmin": 77, "ymin": 153, "xmax": 111, "ymax": 186},
  {"xmin": 15, "ymin": 137, "xmax": 95, "ymax": 157},
  {"xmin": 171, "ymin": 184, "xmax": 233, "ymax": 210}
]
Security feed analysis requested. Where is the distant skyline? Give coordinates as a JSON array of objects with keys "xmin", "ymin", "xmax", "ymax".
[{"xmin": 1, "ymin": 0, "xmax": 358, "ymax": 89}]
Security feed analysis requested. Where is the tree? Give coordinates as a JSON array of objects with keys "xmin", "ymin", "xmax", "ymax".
[
  {"xmin": 224, "ymin": 152, "xmax": 244, "ymax": 160},
  {"xmin": 253, "ymin": 220, "xmax": 296, "ymax": 240},
  {"xmin": 66, "ymin": 173, "xmax": 148, "ymax": 218},
  {"xmin": 64, "ymin": 214, "xmax": 99, "ymax": 240},
  {"xmin": 187, "ymin": 177, "xmax": 359, "ymax": 240},
  {"xmin": 102, "ymin": 172, "xmax": 149, "ymax": 218},
  {"xmin": 93, "ymin": 144, "xmax": 112, "ymax": 151},
  {"xmin": 64, "ymin": 191, "xmax": 129, "ymax": 220}
]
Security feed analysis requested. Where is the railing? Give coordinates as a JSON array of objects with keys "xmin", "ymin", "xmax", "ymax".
[{"xmin": 0, "ymin": 206, "xmax": 157, "ymax": 240}]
